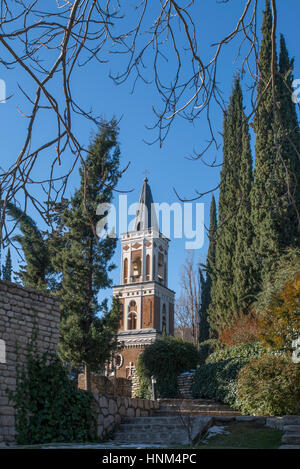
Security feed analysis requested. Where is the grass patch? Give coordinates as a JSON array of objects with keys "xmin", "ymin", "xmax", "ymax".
[{"xmin": 198, "ymin": 423, "xmax": 283, "ymax": 449}]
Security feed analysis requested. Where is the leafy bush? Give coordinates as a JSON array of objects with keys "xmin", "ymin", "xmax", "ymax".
[
  {"xmin": 206, "ymin": 342, "xmax": 264, "ymax": 364},
  {"xmin": 192, "ymin": 358, "xmax": 249, "ymax": 408},
  {"xmin": 136, "ymin": 336, "xmax": 199, "ymax": 398},
  {"xmin": 7, "ymin": 351, "xmax": 96, "ymax": 445},
  {"xmin": 237, "ymin": 355, "xmax": 300, "ymax": 416},
  {"xmin": 198, "ymin": 339, "xmax": 225, "ymax": 365}
]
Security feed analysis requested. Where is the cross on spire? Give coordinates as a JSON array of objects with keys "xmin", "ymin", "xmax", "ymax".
[{"xmin": 142, "ymin": 169, "xmax": 150, "ymax": 182}]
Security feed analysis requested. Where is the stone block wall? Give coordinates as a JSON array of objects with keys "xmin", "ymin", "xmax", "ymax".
[
  {"xmin": 131, "ymin": 370, "xmax": 140, "ymax": 398},
  {"xmin": 92, "ymin": 394, "xmax": 159, "ymax": 439},
  {"xmin": 78, "ymin": 373, "xmax": 132, "ymax": 398},
  {"xmin": 0, "ymin": 280, "xmax": 60, "ymax": 446}
]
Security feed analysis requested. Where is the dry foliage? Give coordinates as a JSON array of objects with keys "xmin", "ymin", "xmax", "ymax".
[
  {"xmin": 258, "ymin": 274, "xmax": 300, "ymax": 350},
  {"xmin": 219, "ymin": 312, "xmax": 259, "ymax": 346}
]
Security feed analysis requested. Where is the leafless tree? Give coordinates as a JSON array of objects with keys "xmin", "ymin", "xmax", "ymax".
[
  {"xmin": 175, "ymin": 252, "xmax": 201, "ymax": 348},
  {"xmin": 0, "ymin": 0, "xmax": 298, "ymax": 243}
]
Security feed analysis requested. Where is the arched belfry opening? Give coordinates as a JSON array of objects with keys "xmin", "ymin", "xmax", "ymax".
[
  {"xmin": 128, "ymin": 300, "xmax": 137, "ymax": 330},
  {"xmin": 146, "ymin": 254, "xmax": 150, "ymax": 281},
  {"xmin": 123, "ymin": 258, "xmax": 128, "ymax": 284}
]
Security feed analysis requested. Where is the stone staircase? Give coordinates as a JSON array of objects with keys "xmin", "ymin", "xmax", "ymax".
[
  {"xmin": 154, "ymin": 398, "xmax": 241, "ymax": 417},
  {"xmin": 112, "ymin": 398, "xmax": 240, "ymax": 446},
  {"xmin": 112, "ymin": 415, "xmax": 212, "ymax": 446}
]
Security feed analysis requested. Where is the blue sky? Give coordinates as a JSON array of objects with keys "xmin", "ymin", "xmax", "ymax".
[{"xmin": 1, "ymin": 1, "xmax": 300, "ymax": 303}]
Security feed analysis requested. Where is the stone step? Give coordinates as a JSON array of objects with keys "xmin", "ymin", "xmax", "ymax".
[
  {"xmin": 159, "ymin": 405, "xmax": 234, "ymax": 412},
  {"xmin": 117, "ymin": 423, "xmax": 186, "ymax": 432},
  {"xmin": 282, "ymin": 433, "xmax": 300, "ymax": 445},
  {"xmin": 158, "ymin": 399, "xmax": 217, "ymax": 405},
  {"xmin": 283, "ymin": 425, "xmax": 300, "ymax": 433},
  {"xmin": 280, "ymin": 445, "xmax": 300, "ymax": 449},
  {"xmin": 282, "ymin": 416, "xmax": 300, "ymax": 425},
  {"xmin": 154, "ymin": 410, "xmax": 241, "ymax": 417},
  {"xmin": 113, "ymin": 416, "xmax": 213, "ymax": 446},
  {"xmin": 122, "ymin": 416, "xmax": 196, "ymax": 424},
  {"xmin": 113, "ymin": 432, "xmax": 186, "ymax": 445}
]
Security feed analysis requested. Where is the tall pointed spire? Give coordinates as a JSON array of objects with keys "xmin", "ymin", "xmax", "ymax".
[{"xmin": 133, "ymin": 178, "xmax": 159, "ymax": 232}]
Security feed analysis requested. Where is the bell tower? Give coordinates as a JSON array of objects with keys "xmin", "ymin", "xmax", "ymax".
[{"xmin": 112, "ymin": 178, "xmax": 175, "ymax": 379}]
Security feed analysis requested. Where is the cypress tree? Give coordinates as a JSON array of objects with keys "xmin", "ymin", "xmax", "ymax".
[
  {"xmin": 2, "ymin": 248, "xmax": 12, "ymax": 282},
  {"xmin": 251, "ymin": 1, "xmax": 300, "ymax": 293},
  {"xmin": 199, "ymin": 194, "xmax": 217, "ymax": 342},
  {"xmin": 3, "ymin": 203, "xmax": 50, "ymax": 289},
  {"xmin": 54, "ymin": 120, "xmax": 122, "ymax": 389},
  {"xmin": 232, "ymin": 91, "xmax": 254, "ymax": 314},
  {"xmin": 277, "ymin": 34, "xmax": 300, "ymax": 233},
  {"xmin": 209, "ymin": 78, "xmax": 253, "ymax": 334}
]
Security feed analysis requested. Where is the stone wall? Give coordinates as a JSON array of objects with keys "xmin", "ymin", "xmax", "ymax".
[
  {"xmin": 92, "ymin": 394, "xmax": 159, "ymax": 439},
  {"xmin": 0, "ymin": 280, "xmax": 60, "ymax": 446},
  {"xmin": 131, "ymin": 369, "xmax": 140, "ymax": 398},
  {"xmin": 78, "ymin": 373, "xmax": 132, "ymax": 398}
]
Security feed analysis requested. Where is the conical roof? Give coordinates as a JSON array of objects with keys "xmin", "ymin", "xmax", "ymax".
[{"xmin": 133, "ymin": 178, "xmax": 159, "ymax": 232}]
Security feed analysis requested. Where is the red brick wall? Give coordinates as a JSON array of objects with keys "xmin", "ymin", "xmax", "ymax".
[
  {"xmin": 142, "ymin": 295, "xmax": 155, "ymax": 328},
  {"xmin": 116, "ymin": 345, "xmax": 146, "ymax": 379}
]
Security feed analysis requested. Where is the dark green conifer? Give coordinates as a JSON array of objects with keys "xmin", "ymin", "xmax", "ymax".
[
  {"xmin": 199, "ymin": 194, "xmax": 216, "ymax": 342},
  {"xmin": 2, "ymin": 248, "xmax": 12, "ymax": 282},
  {"xmin": 4, "ymin": 203, "xmax": 50, "ymax": 289},
  {"xmin": 250, "ymin": 1, "xmax": 300, "ymax": 293},
  {"xmin": 209, "ymin": 78, "xmax": 253, "ymax": 334},
  {"xmin": 54, "ymin": 120, "xmax": 122, "ymax": 389}
]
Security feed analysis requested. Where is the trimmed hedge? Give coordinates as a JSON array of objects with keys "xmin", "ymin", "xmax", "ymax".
[
  {"xmin": 206, "ymin": 342, "xmax": 264, "ymax": 364},
  {"xmin": 237, "ymin": 355, "xmax": 300, "ymax": 416},
  {"xmin": 136, "ymin": 336, "xmax": 199, "ymax": 398},
  {"xmin": 192, "ymin": 358, "xmax": 249, "ymax": 408}
]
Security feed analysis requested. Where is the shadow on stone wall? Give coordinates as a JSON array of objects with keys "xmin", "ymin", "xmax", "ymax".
[{"xmin": 78, "ymin": 373, "xmax": 132, "ymax": 398}]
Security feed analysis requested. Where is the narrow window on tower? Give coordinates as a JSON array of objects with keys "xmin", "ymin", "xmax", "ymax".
[
  {"xmin": 128, "ymin": 312, "xmax": 137, "ymax": 330},
  {"xmin": 158, "ymin": 252, "xmax": 164, "ymax": 283},
  {"xmin": 123, "ymin": 257, "xmax": 128, "ymax": 284},
  {"xmin": 146, "ymin": 254, "xmax": 150, "ymax": 281},
  {"xmin": 119, "ymin": 302, "xmax": 124, "ymax": 327},
  {"xmin": 128, "ymin": 300, "xmax": 137, "ymax": 330}
]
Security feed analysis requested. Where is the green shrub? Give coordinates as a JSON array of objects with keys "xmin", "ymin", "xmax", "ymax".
[
  {"xmin": 136, "ymin": 336, "xmax": 199, "ymax": 398},
  {"xmin": 198, "ymin": 339, "xmax": 225, "ymax": 365},
  {"xmin": 237, "ymin": 355, "xmax": 300, "ymax": 416},
  {"xmin": 206, "ymin": 342, "xmax": 264, "ymax": 364},
  {"xmin": 192, "ymin": 358, "xmax": 249, "ymax": 408},
  {"xmin": 7, "ymin": 351, "xmax": 96, "ymax": 445}
]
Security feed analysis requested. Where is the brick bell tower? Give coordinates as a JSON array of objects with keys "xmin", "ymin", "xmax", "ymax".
[{"xmin": 112, "ymin": 178, "xmax": 175, "ymax": 379}]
